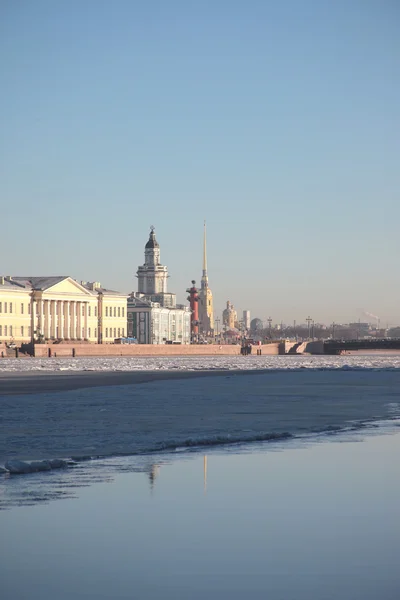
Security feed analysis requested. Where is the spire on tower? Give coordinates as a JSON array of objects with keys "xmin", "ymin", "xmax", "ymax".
[{"xmin": 202, "ymin": 220, "xmax": 208, "ymax": 285}]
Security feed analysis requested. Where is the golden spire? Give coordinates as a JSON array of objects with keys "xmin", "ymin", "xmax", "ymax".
[{"xmin": 202, "ymin": 220, "xmax": 208, "ymax": 285}]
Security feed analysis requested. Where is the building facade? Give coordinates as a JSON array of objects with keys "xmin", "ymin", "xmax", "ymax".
[
  {"xmin": 0, "ymin": 276, "xmax": 126, "ymax": 345},
  {"xmin": 127, "ymin": 295, "xmax": 191, "ymax": 344},
  {"xmin": 128, "ymin": 228, "xmax": 191, "ymax": 344},
  {"xmin": 198, "ymin": 222, "xmax": 214, "ymax": 335}
]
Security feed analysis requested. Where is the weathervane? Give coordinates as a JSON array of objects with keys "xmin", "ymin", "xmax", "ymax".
[{"xmin": 150, "ymin": 225, "xmax": 155, "ymax": 233}]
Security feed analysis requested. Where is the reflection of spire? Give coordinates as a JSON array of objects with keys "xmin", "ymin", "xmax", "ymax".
[
  {"xmin": 148, "ymin": 464, "xmax": 160, "ymax": 492},
  {"xmin": 204, "ymin": 455, "xmax": 207, "ymax": 495},
  {"xmin": 202, "ymin": 221, "xmax": 208, "ymax": 286}
]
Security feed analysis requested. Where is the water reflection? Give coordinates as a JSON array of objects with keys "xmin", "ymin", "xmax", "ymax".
[{"xmin": 148, "ymin": 463, "xmax": 160, "ymax": 492}]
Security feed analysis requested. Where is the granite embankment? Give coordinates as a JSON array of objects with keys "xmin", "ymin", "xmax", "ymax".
[{"xmin": 29, "ymin": 342, "xmax": 280, "ymax": 357}]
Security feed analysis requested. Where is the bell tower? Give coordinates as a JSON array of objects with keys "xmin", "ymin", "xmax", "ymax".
[{"xmin": 137, "ymin": 227, "xmax": 168, "ymax": 295}]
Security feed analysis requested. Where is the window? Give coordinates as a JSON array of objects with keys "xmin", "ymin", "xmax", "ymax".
[
  {"xmin": 122, "ymin": 328, "xmax": 124, "ymax": 337},
  {"xmin": 10, "ymin": 325, "xmax": 12, "ymax": 335},
  {"xmin": 4, "ymin": 303, "xmax": 7, "ymax": 313},
  {"xmin": 88, "ymin": 306, "xmax": 91, "ymax": 317},
  {"xmin": 118, "ymin": 328, "xmax": 120, "ymax": 337},
  {"xmin": 82, "ymin": 305, "xmax": 85, "ymax": 316},
  {"xmin": 114, "ymin": 328, "xmax": 116, "ymax": 338},
  {"xmin": 9, "ymin": 303, "xmax": 12, "ymax": 313},
  {"xmin": 114, "ymin": 307, "xmax": 116, "ymax": 317},
  {"xmin": 122, "ymin": 307, "xmax": 125, "ymax": 318},
  {"xmin": 105, "ymin": 327, "xmax": 108, "ymax": 338},
  {"xmin": 28, "ymin": 327, "xmax": 31, "ymax": 337},
  {"xmin": 95, "ymin": 307, "xmax": 97, "ymax": 317},
  {"xmin": 28, "ymin": 303, "xmax": 31, "ymax": 314},
  {"xmin": 118, "ymin": 307, "xmax": 120, "ymax": 318},
  {"xmin": 21, "ymin": 303, "xmax": 24, "ymax": 314},
  {"xmin": 4, "ymin": 326, "xmax": 7, "ymax": 336},
  {"xmin": 94, "ymin": 328, "xmax": 97, "ymax": 337},
  {"xmin": 0, "ymin": 325, "xmax": 2, "ymax": 335},
  {"xmin": 106, "ymin": 307, "xmax": 108, "ymax": 317},
  {"xmin": 82, "ymin": 327, "xmax": 84, "ymax": 338},
  {"xmin": 21, "ymin": 326, "xmax": 24, "ymax": 336},
  {"xmin": 0, "ymin": 302, "xmax": 2, "ymax": 312},
  {"xmin": 88, "ymin": 328, "xmax": 91, "ymax": 338}
]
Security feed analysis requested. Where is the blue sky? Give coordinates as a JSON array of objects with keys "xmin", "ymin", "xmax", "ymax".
[{"xmin": 1, "ymin": 1, "xmax": 399, "ymax": 325}]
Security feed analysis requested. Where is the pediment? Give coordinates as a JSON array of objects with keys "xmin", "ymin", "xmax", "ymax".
[{"xmin": 44, "ymin": 277, "xmax": 96, "ymax": 297}]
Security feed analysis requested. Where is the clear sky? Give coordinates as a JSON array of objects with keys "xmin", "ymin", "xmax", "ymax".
[{"xmin": 1, "ymin": 1, "xmax": 399, "ymax": 325}]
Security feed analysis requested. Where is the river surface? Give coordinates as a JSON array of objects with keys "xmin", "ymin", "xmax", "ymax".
[{"xmin": 1, "ymin": 356, "xmax": 399, "ymax": 598}]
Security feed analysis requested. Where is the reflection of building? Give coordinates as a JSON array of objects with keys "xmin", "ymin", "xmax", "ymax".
[
  {"xmin": 148, "ymin": 464, "xmax": 160, "ymax": 491},
  {"xmin": 243, "ymin": 310, "xmax": 251, "ymax": 329},
  {"xmin": 0, "ymin": 276, "xmax": 127, "ymax": 344},
  {"xmin": 198, "ymin": 222, "xmax": 214, "ymax": 335},
  {"xmin": 223, "ymin": 301, "xmax": 237, "ymax": 329},
  {"xmin": 127, "ymin": 228, "xmax": 191, "ymax": 344}
]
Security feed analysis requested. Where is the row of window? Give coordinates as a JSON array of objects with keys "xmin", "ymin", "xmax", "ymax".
[
  {"xmin": 0, "ymin": 302, "xmax": 126, "ymax": 318},
  {"xmin": 0, "ymin": 325, "xmax": 31, "ymax": 337},
  {"xmin": 0, "ymin": 302, "xmax": 18, "ymax": 314},
  {"xmin": 0, "ymin": 325, "xmax": 102, "ymax": 338},
  {"xmin": 105, "ymin": 306, "xmax": 125, "ymax": 318},
  {"xmin": 105, "ymin": 327, "xmax": 125, "ymax": 338}
]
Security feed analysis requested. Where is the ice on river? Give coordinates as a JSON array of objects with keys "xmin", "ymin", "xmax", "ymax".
[{"xmin": 1, "ymin": 354, "xmax": 400, "ymax": 373}]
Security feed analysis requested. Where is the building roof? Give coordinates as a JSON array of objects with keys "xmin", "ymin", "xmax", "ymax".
[
  {"xmin": 1, "ymin": 276, "xmax": 126, "ymax": 297},
  {"xmin": 0, "ymin": 276, "xmax": 69, "ymax": 291},
  {"xmin": 16, "ymin": 276, "xmax": 69, "ymax": 290}
]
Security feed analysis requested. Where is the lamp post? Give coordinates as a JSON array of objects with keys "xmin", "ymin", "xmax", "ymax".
[
  {"xmin": 306, "ymin": 316, "xmax": 312, "ymax": 340},
  {"xmin": 215, "ymin": 316, "xmax": 220, "ymax": 337}
]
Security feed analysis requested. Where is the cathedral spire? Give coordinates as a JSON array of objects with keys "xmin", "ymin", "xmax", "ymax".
[{"xmin": 202, "ymin": 220, "xmax": 208, "ymax": 286}]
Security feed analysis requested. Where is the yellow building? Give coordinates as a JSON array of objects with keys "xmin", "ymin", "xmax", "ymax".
[{"xmin": 0, "ymin": 276, "xmax": 127, "ymax": 345}]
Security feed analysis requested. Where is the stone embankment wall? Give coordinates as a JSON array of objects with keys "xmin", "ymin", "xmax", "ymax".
[{"xmin": 32, "ymin": 343, "xmax": 280, "ymax": 358}]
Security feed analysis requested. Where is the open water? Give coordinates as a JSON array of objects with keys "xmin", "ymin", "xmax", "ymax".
[{"xmin": 1, "ymin": 355, "xmax": 400, "ymax": 509}]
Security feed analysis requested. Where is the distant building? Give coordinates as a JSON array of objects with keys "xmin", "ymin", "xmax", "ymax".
[
  {"xmin": 127, "ymin": 295, "xmax": 190, "ymax": 344},
  {"xmin": 243, "ymin": 310, "xmax": 251, "ymax": 329},
  {"xmin": 198, "ymin": 222, "xmax": 214, "ymax": 335},
  {"xmin": 349, "ymin": 322, "xmax": 370, "ymax": 337},
  {"xmin": 0, "ymin": 276, "xmax": 127, "ymax": 344},
  {"xmin": 223, "ymin": 301, "xmax": 237, "ymax": 330},
  {"xmin": 250, "ymin": 318, "xmax": 263, "ymax": 332},
  {"xmin": 128, "ymin": 228, "xmax": 191, "ymax": 344}
]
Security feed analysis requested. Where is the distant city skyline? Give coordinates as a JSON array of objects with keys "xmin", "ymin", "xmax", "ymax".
[{"xmin": 1, "ymin": 2, "xmax": 398, "ymax": 324}]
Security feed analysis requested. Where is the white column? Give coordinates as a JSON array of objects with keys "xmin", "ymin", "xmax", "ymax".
[
  {"xmin": 57, "ymin": 301, "xmax": 63, "ymax": 339},
  {"xmin": 64, "ymin": 301, "xmax": 70, "ymax": 339},
  {"xmin": 43, "ymin": 300, "xmax": 50, "ymax": 339},
  {"xmin": 37, "ymin": 299, "xmax": 43, "ymax": 338},
  {"xmin": 77, "ymin": 301, "xmax": 82, "ymax": 339},
  {"xmin": 84, "ymin": 302, "xmax": 88, "ymax": 339},
  {"xmin": 50, "ymin": 301, "xmax": 55, "ymax": 339},
  {"xmin": 69, "ymin": 301, "xmax": 75, "ymax": 340}
]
